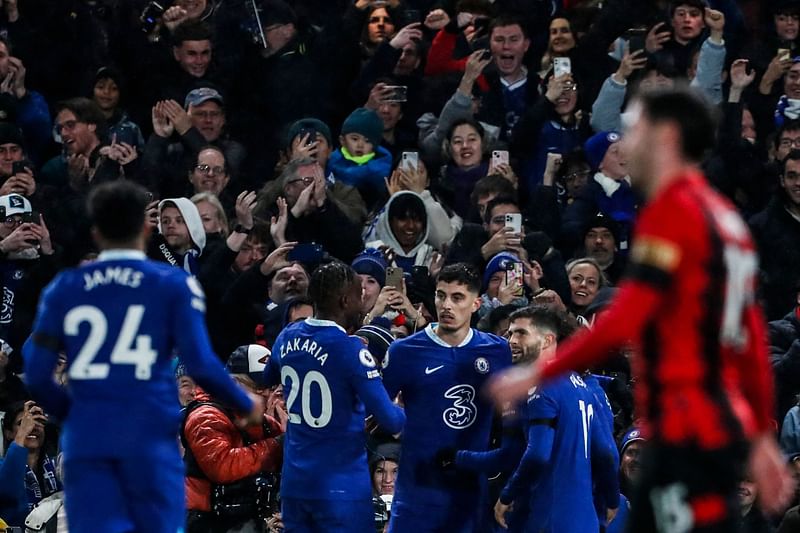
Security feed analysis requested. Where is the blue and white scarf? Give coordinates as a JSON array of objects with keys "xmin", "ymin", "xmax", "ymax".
[{"xmin": 25, "ymin": 455, "xmax": 62, "ymax": 510}]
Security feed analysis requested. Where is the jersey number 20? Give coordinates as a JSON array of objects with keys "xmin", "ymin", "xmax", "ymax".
[
  {"xmin": 64, "ymin": 305, "xmax": 157, "ymax": 381},
  {"xmin": 281, "ymin": 366, "xmax": 333, "ymax": 428}
]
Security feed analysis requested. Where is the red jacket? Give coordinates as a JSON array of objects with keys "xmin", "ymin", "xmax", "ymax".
[
  {"xmin": 424, "ymin": 29, "xmax": 489, "ymax": 93},
  {"xmin": 184, "ymin": 390, "xmax": 283, "ymax": 512}
]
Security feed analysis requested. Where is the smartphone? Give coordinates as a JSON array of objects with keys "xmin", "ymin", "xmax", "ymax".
[
  {"xmin": 298, "ymin": 127, "xmax": 318, "ymax": 146},
  {"xmin": 626, "ymin": 28, "xmax": 648, "ymax": 55},
  {"xmin": 11, "ymin": 160, "xmax": 31, "ymax": 175},
  {"xmin": 491, "ymin": 150, "xmax": 509, "ymax": 170},
  {"xmin": 553, "ymin": 57, "xmax": 571, "ymax": 77},
  {"xmin": 112, "ymin": 124, "xmax": 138, "ymax": 146},
  {"xmin": 472, "ymin": 17, "xmax": 490, "ymax": 36},
  {"xmin": 22, "ymin": 210, "xmax": 40, "ymax": 225},
  {"xmin": 398, "ymin": 9, "xmax": 421, "ymax": 27},
  {"xmin": 411, "ymin": 265, "xmax": 429, "ymax": 279},
  {"xmin": 383, "ymin": 86, "xmax": 408, "ymax": 103},
  {"xmin": 504, "ymin": 213, "xmax": 522, "ymax": 234},
  {"xmin": 287, "ymin": 243, "xmax": 325, "ymax": 264},
  {"xmin": 505, "ymin": 262, "xmax": 524, "ymax": 296},
  {"xmin": 479, "ymin": 48, "xmax": 492, "ymax": 61},
  {"xmin": 779, "ymin": 48, "xmax": 792, "ymax": 62},
  {"xmin": 385, "ymin": 266, "xmax": 404, "ymax": 289},
  {"xmin": 400, "ymin": 151, "xmax": 419, "ymax": 172}
]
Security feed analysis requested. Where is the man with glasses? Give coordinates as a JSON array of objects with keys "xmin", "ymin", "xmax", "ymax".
[
  {"xmin": 144, "ymin": 86, "xmax": 246, "ymax": 198},
  {"xmin": 41, "ymin": 98, "xmax": 137, "ymax": 193},
  {"xmin": 0, "ymin": 193, "xmax": 59, "ymax": 373},
  {"xmin": 257, "ymin": 157, "xmax": 364, "ymax": 263}
]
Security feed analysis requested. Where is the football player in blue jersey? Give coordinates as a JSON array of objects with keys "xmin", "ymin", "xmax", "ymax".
[
  {"xmin": 493, "ymin": 306, "xmax": 619, "ymax": 533},
  {"xmin": 23, "ymin": 181, "xmax": 262, "ymax": 533},
  {"xmin": 382, "ymin": 263, "xmax": 512, "ymax": 532},
  {"xmin": 266, "ymin": 261, "xmax": 405, "ymax": 533}
]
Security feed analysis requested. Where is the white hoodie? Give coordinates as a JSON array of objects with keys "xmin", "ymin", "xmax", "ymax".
[
  {"xmin": 157, "ymin": 197, "xmax": 206, "ymax": 254},
  {"xmin": 365, "ymin": 191, "xmax": 435, "ymax": 268}
]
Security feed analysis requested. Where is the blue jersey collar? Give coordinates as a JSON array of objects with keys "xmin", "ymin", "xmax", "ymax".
[
  {"xmin": 424, "ymin": 323, "xmax": 474, "ymax": 348},
  {"xmin": 97, "ymin": 249, "xmax": 147, "ymax": 261},
  {"xmin": 306, "ymin": 317, "xmax": 346, "ymax": 334}
]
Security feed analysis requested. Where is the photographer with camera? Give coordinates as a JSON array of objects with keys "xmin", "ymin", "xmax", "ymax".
[{"xmin": 183, "ymin": 344, "xmax": 284, "ymax": 533}]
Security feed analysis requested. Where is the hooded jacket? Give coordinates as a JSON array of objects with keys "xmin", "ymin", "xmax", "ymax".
[
  {"xmin": 364, "ymin": 191, "xmax": 436, "ymax": 270},
  {"xmin": 155, "ymin": 198, "xmax": 206, "ymax": 275}
]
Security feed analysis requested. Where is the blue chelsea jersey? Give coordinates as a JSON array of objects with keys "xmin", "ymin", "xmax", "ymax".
[
  {"xmin": 24, "ymin": 251, "xmax": 251, "ymax": 460},
  {"xmin": 268, "ymin": 318, "xmax": 404, "ymax": 501},
  {"xmin": 382, "ymin": 324, "xmax": 512, "ymax": 507},
  {"xmin": 522, "ymin": 372, "xmax": 614, "ymax": 532}
]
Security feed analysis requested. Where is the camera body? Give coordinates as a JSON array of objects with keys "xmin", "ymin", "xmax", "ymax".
[{"xmin": 211, "ymin": 473, "xmax": 281, "ymax": 521}]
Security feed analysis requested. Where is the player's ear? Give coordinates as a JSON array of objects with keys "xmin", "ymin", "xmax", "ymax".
[{"xmin": 470, "ymin": 295, "xmax": 481, "ymax": 314}]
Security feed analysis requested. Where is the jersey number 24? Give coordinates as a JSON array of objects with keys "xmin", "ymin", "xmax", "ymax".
[{"xmin": 64, "ymin": 305, "xmax": 157, "ymax": 381}]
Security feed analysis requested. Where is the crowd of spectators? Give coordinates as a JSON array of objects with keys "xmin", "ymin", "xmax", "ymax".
[{"xmin": 1, "ymin": 0, "xmax": 800, "ymax": 531}]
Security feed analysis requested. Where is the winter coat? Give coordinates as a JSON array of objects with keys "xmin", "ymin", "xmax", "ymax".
[
  {"xmin": 769, "ymin": 309, "xmax": 800, "ymax": 420},
  {"xmin": 327, "ymin": 145, "xmax": 393, "ymax": 210},
  {"xmin": 184, "ymin": 390, "xmax": 283, "ymax": 512},
  {"xmin": 749, "ymin": 194, "xmax": 800, "ymax": 320}
]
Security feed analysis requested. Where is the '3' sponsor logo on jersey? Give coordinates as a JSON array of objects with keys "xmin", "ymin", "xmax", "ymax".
[{"xmin": 442, "ymin": 384, "xmax": 477, "ymax": 429}]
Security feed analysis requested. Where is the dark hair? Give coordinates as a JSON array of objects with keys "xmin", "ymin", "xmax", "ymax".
[
  {"xmin": 248, "ymin": 221, "xmax": 271, "ymax": 245},
  {"xmin": 555, "ymin": 149, "xmax": 590, "ymax": 182},
  {"xmin": 172, "ymin": 20, "xmax": 212, "ymax": 46},
  {"xmin": 309, "ymin": 262, "xmax": 358, "ymax": 314},
  {"xmin": 508, "ymin": 305, "xmax": 575, "ymax": 341},
  {"xmin": 478, "ymin": 303, "xmax": 518, "ymax": 333},
  {"xmin": 87, "ymin": 181, "xmax": 149, "ymax": 243},
  {"xmin": 55, "ymin": 97, "xmax": 106, "ymax": 133},
  {"xmin": 471, "ymin": 175, "xmax": 517, "ymax": 207},
  {"xmin": 638, "ymin": 87, "xmax": 716, "ymax": 163},
  {"xmin": 489, "ymin": 14, "xmax": 528, "ymax": 38},
  {"xmin": 483, "ymin": 195, "xmax": 519, "ymax": 224},
  {"xmin": 776, "ymin": 120, "xmax": 800, "ymax": 150},
  {"xmin": 784, "ymin": 149, "xmax": 800, "ymax": 172},
  {"xmin": 669, "ymin": 0, "xmax": 706, "ymax": 18},
  {"xmin": 1, "ymin": 400, "xmax": 25, "ymax": 435},
  {"xmin": 446, "ymin": 117, "xmax": 485, "ymax": 142},
  {"xmin": 388, "ymin": 192, "xmax": 426, "ymax": 222},
  {"xmin": 285, "ymin": 296, "xmax": 315, "ymax": 324},
  {"xmin": 444, "ymin": 118, "xmax": 487, "ymax": 163},
  {"xmin": 436, "ymin": 263, "xmax": 481, "ymax": 294}
]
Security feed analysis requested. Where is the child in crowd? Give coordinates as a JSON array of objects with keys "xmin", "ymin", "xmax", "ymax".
[{"xmin": 328, "ymin": 107, "xmax": 393, "ymax": 208}]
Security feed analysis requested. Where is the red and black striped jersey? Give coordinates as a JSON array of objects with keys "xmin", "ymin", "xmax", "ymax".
[{"xmin": 542, "ymin": 170, "xmax": 774, "ymax": 449}]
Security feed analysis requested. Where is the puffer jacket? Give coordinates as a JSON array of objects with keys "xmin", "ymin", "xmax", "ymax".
[{"xmin": 184, "ymin": 390, "xmax": 283, "ymax": 512}]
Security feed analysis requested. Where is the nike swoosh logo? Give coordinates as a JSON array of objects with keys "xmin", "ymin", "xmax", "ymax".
[{"xmin": 425, "ymin": 365, "xmax": 444, "ymax": 375}]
